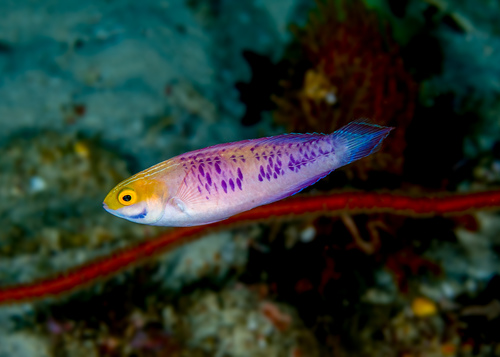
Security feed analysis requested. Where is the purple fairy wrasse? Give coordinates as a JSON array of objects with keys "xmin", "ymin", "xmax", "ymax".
[{"xmin": 103, "ymin": 120, "xmax": 393, "ymax": 226}]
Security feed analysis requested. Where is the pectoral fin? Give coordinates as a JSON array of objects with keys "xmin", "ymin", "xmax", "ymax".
[{"xmin": 172, "ymin": 173, "xmax": 209, "ymax": 214}]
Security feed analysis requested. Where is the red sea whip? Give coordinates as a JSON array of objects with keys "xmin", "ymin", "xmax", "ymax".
[{"xmin": 1, "ymin": 189, "xmax": 500, "ymax": 304}]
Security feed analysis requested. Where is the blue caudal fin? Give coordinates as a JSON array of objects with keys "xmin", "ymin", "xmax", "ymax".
[{"xmin": 331, "ymin": 120, "xmax": 394, "ymax": 165}]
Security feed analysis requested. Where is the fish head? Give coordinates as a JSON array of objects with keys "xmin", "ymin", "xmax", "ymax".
[{"xmin": 103, "ymin": 177, "xmax": 167, "ymax": 225}]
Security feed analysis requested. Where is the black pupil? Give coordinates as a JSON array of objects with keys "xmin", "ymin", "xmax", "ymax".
[{"xmin": 122, "ymin": 194, "xmax": 132, "ymax": 202}]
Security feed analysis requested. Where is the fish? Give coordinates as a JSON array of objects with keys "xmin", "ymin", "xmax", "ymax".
[{"xmin": 103, "ymin": 120, "xmax": 393, "ymax": 227}]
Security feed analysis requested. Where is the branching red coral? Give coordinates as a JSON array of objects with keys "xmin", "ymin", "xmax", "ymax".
[
  {"xmin": 273, "ymin": 0, "xmax": 417, "ymax": 176},
  {"xmin": 1, "ymin": 190, "xmax": 499, "ymax": 305}
]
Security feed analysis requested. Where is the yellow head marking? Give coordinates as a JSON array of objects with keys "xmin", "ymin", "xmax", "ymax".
[{"xmin": 104, "ymin": 176, "xmax": 166, "ymax": 211}]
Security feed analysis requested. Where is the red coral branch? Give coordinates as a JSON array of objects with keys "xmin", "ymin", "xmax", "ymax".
[
  {"xmin": 1, "ymin": 190, "xmax": 500, "ymax": 305},
  {"xmin": 273, "ymin": 0, "xmax": 417, "ymax": 176}
]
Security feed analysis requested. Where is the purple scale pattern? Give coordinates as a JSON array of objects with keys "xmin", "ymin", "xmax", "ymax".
[{"xmin": 181, "ymin": 136, "xmax": 334, "ymax": 201}]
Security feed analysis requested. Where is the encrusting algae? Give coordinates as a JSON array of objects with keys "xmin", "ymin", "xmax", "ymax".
[{"xmin": 0, "ymin": 132, "xmax": 162, "ymax": 285}]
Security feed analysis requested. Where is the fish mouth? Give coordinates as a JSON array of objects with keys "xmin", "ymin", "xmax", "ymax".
[
  {"xmin": 102, "ymin": 201, "xmax": 123, "ymax": 217},
  {"xmin": 102, "ymin": 202, "xmax": 119, "ymax": 217},
  {"xmin": 102, "ymin": 202, "xmax": 162, "ymax": 224}
]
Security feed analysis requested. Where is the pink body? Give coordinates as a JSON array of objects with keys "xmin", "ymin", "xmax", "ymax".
[
  {"xmin": 158, "ymin": 133, "xmax": 343, "ymax": 226},
  {"xmin": 103, "ymin": 121, "xmax": 392, "ymax": 227}
]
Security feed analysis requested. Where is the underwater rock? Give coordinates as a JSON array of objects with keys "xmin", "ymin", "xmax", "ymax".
[{"xmin": 0, "ymin": 131, "xmax": 156, "ymax": 286}]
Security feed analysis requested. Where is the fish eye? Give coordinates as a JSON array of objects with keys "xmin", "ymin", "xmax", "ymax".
[{"xmin": 118, "ymin": 189, "xmax": 137, "ymax": 206}]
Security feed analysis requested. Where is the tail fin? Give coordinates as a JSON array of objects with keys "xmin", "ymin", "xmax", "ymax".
[{"xmin": 331, "ymin": 120, "xmax": 393, "ymax": 165}]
